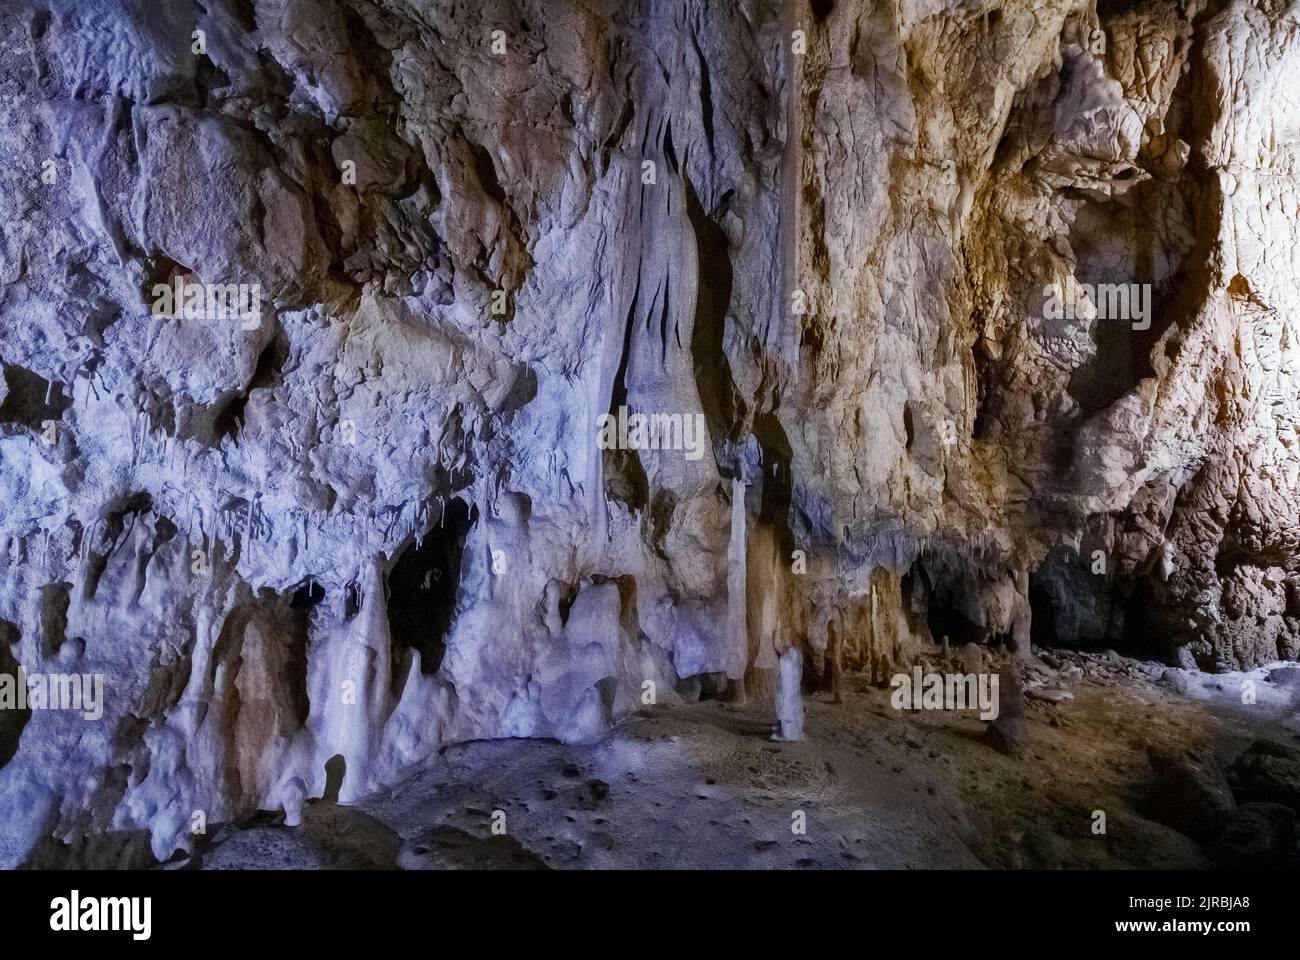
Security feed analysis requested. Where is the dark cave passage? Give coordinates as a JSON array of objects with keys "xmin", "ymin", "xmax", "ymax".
[
  {"xmin": 290, "ymin": 578, "xmax": 325, "ymax": 610},
  {"xmin": 903, "ymin": 561, "xmax": 1004, "ymax": 649},
  {"xmin": 1028, "ymin": 549, "xmax": 1159, "ymax": 661},
  {"xmin": 923, "ymin": 594, "xmax": 991, "ymax": 649},
  {"xmin": 386, "ymin": 497, "xmax": 476, "ymax": 676}
]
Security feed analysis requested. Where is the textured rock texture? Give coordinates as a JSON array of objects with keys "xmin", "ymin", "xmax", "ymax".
[{"xmin": 0, "ymin": 0, "xmax": 1297, "ymax": 863}]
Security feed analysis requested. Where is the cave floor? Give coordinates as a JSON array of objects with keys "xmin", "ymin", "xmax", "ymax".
[{"xmin": 192, "ymin": 654, "xmax": 1299, "ymax": 870}]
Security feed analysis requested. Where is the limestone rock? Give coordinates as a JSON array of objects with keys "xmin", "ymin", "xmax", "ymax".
[
  {"xmin": 1230, "ymin": 739, "xmax": 1300, "ymax": 812},
  {"xmin": 1214, "ymin": 803, "xmax": 1298, "ymax": 870},
  {"xmin": 1145, "ymin": 746, "xmax": 1236, "ymax": 841},
  {"xmin": 0, "ymin": 0, "xmax": 1299, "ymax": 864},
  {"xmin": 983, "ymin": 664, "xmax": 1028, "ymax": 757}
]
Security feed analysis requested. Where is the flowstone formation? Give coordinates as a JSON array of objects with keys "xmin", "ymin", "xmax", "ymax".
[{"xmin": 0, "ymin": 0, "xmax": 1297, "ymax": 865}]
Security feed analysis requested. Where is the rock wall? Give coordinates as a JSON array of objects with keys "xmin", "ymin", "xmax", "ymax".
[{"xmin": 0, "ymin": 0, "xmax": 1296, "ymax": 863}]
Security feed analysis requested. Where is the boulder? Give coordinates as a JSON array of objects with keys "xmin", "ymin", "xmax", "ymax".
[
  {"xmin": 1230, "ymin": 740, "xmax": 1300, "ymax": 812},
  {"xmin": 1145, "ymin": 746, "xmax": 1236, "ymax": 840}
]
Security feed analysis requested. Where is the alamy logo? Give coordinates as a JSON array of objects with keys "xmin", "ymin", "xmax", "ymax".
[
  {"xmin": 151, "ymin": 276, "xmax": 261, "ymax": 330},
  {"xmin": 1042, "ymin": 282, "xmax": 1151, "ymax": 331},
  {"xmin": 50, "ymin": 891, "xmax": 151, "ymax": 941},
  {"xmin": 890, "ymin": 668, "xmax": 1000, "ymax": 720},
  {"xmin": 0, "ymin": 668, "xmax": 104, "ymax": 720},
  {"xmin": 596, "ymin": 405, "xmax": 707, "ymax": 461}
]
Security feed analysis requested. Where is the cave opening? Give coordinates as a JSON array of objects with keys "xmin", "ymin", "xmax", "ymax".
[
  {"xmin": 925, "ymin": 598, "xmax": 996, "ymax": 649},
  {"xmin": 290, "ymin": 578, "xmax": 325, "ymax": 610},
  {"xmin": 1027, "ymin": 549, "xmax": 1160, "ymax": 661},
  {"xmin": 278, "ymin": 583, "xmax": 316, "ymax": 732},
  {"xmin": 903, "ymin": 562, "xmax": 998, "ymax": 649},
  {"xmin": 810, "ymin": 0, "xmax": 835, "ymax": 25},
  {"xmin": 386, "ymin": 496, "xmax": 476, "ymax": 676}
]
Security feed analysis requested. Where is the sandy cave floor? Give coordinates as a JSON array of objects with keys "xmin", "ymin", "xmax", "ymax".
[{"xmin": 160, "ymin": 650, "xmax": 1300, "ymax": 871}]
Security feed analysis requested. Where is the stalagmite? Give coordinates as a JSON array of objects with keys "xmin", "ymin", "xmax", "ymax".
[
  {"xmin": 280, "ymin": 777, "xmax": 306, "ymax": 828},
  {"xmin": 773, "ymin": 646, "xmax": 804, "ymax": 742},
  {"xmin": 725, "ymin": 475, "xmax": 749, "ymax": 685}
]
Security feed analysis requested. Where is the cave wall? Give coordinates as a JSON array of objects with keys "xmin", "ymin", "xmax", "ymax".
[{"xmin": 0, "ymin": 0, "xmax": 1296, "ymax": 862}]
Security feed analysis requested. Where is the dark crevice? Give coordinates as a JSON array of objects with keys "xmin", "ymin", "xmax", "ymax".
[
  {"xmin": 903, "ymin": 559, "xmax": 1004, "ymax": 648},
  {"xmin": 605, "ymin": 270, "xmax": 649, "ymax": 511},
  {"xmin": 194, "ymin": 54, "xmax": 231, "ymax": 110},
  {"xmin": 754, "ymin": 412, "xmax": 795, "ymax": 556},
  {"xmin": 0, "ymin": 364, "xmax": 71, "ymax": 430},
  {"xmin": 141, "ymin": 255, "xmax": 188, "ymax": 313},
  {"xmin": 0, "ymin": 618, "xmax": 28, "ymax": 770},
  {"xmin": 30, "ymin": 10, "xmax": 51, "ymax": 41},
  {"xmin": 85, "ymin": 493, "xmax": 153, "ymax": 601},
  {"xmin": 229, "ymin": 0, "xmax": 257, "ymax": 32},
  {"xmin": 213, "ymin": 330, "xmax": 288, "ymax": 446},
  {"xmin": 685, "ymin": 173, "xmax": 738, "ymax": 461},
  {"xmin": 663, "ymin": 118, "xmax": 679, "ymax": 175},
  {"xmin": 280, "ymin": 587, "xmax": 313, "ymax": 731},
  {"xmin": 611, "ymin": 275, "xmax": 639, "ymax": 411},
  {"xmin": 810, "ymin": 0, "xmax": 835, "ymax": 24},
  {"xmin": 600, "ymin": 96, "xmax": 634, "ymax": 175},
  {"xmin": 690, "ymin": 33, "xmax": 715, "ymax": 157},
  {"xmin": 386, "ymin": 497, "xmax": 475, "ymax": 676},
  {"xmin": 647, "ymin": 488, "xmax": 678, "ymax": 559},
  {"xmin": 344, "ymin": 583, "xmax": 362, "ymax": 619},
  {"xmin": 39, "ymin": 582, "xmax": 71, "ymax": 658},
  {"xmin": 659, "ymin": 272, "xmax": 673, "ymax": 353},
  {"xmin": 290, "ymin": 579, "xmax": 325, "ymax": 610},
  {"xmin": 466, "ymin": 139, "xmax": 506, "ymax": 205}
]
